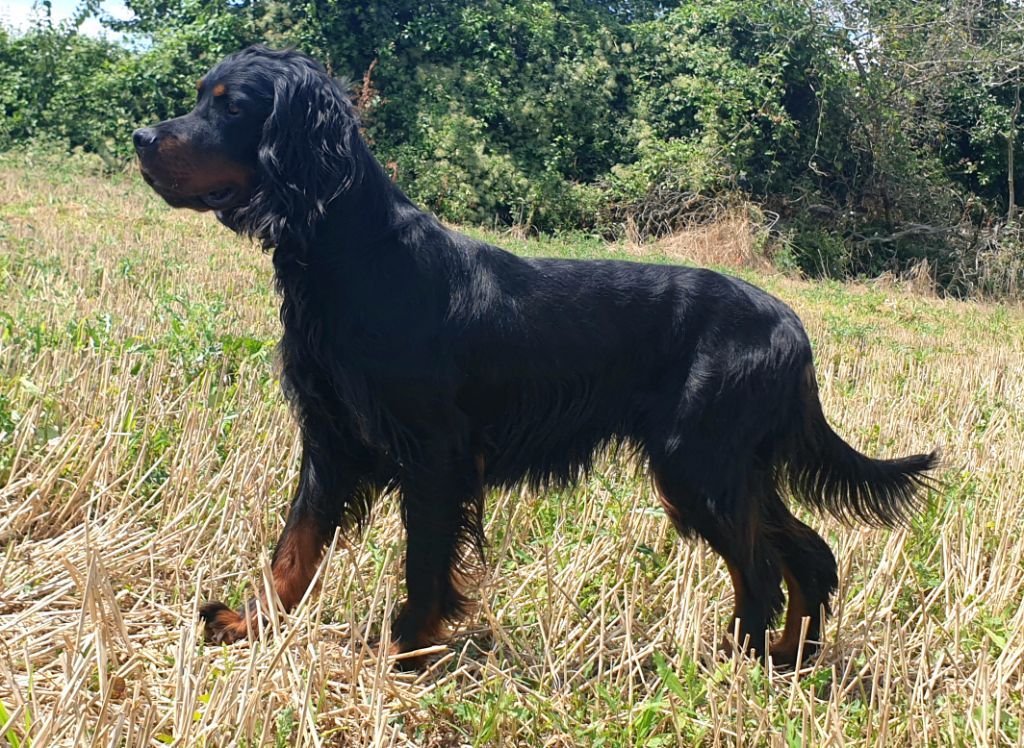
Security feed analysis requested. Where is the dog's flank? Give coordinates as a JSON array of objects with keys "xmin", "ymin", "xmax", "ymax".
[{"xmin": 134, "ymin": 45, "xmax": 938, "ymax": 668}]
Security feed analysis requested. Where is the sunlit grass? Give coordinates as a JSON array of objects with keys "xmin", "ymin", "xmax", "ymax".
[{"xmin": 1, "ymin": 150, "xmax": 1022, "ymax": 746}]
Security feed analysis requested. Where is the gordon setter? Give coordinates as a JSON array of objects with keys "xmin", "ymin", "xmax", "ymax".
[{"xmin": 134, "ymin": 46, "xmax": 937, "ymax": 667}]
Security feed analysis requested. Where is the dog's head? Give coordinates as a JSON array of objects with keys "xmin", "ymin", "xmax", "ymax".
[{"xmin": 134, "ymin": 45, "xmax": 362, "ymax": 248}]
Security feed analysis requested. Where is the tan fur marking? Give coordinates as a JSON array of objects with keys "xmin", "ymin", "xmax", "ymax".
[
  {"xmin": 391, "ymin": 599, "xmax": 446, "ymax": 668},
  {"xmin": 146, "ymin": 139, "xmax": 254, "ymax": 201},
  {"xmin": 201, "ymin": 602, "xmax": 252, "ymax": 644},
  {"xmin": 771, "ymin": 566, "xmax": 811, "ymax": 664},
  {"xmin": 212, "ymin": 83, "xmax": 227, "ymax": 97},
  {"xmin": 725, "ymin": 560, "xmax": 747, "ymax": 621},
  {"xmin": 271, "ymin": 516, "xmax": 325, "ymax": 611},
  {"xmin": 652, "ymin": 476, "xmax": 685, "ymax": 534}
]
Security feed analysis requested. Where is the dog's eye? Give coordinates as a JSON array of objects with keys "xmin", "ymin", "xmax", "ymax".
[{"xmin": 227, "ymin": 102, "xmax": 242, "ymax": 116}]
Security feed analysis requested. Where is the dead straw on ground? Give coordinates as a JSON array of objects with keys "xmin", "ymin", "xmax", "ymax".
[{"xmin": 1, "ymin": 159, "xmax": 1022, "ymax": 746}]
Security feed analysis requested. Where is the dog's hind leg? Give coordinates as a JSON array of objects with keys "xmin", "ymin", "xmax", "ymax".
[
  {"xmin": 391, "ymin": 452, "xmax": 486, "ymax": 668},
  {"xmin": 763, "ymin": 490, "xmax": 838, "ymax": 666},
  {"xmin": 653, "ymin": 463, "xmax": 786, "ymax": 661}
]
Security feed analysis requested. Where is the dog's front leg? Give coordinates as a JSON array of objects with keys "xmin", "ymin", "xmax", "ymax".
[
  {"xmin": 391, "ymin": 453, "xmax": 486, "ymax": 667},
  {"xmin": 201, "ymin": 442, "xmax": 368, "ymax": 644}
]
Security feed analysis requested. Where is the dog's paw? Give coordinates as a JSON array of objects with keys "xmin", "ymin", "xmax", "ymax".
[{"xmin": 199, "ymin": 601, "xmax": 252, "ymax": 644}]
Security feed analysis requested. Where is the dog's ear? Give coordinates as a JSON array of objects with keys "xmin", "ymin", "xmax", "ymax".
[{"xmin": 245, "ymin": 59, "xmax": 361, "ymax": 249}]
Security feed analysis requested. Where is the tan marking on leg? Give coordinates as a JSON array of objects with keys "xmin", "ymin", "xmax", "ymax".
[
  {"xmin": 200, "ymin": 601, "xmax": 252, "ymax": 644},
  {"xmin": 271, "ymin": 515, "xmax": 326, "ymax": 611},
  {"xmin": 390, "ymin": 599, "xmax": 445, "ymax": 669},
  {"xmin": 200, "ymin": 515, "xmax": 326, "ymax": 645},
  {"xmin": 652, "ymin": 476, "xmax": 686, "ymax": 533},
  {"xmin": 771, "ymin": 566, "xmax": 811, "ymax": 666},
  {"xmin": 718, "ymin": 559, "xmax": 752, "ymax": 656},
  {"xmin": 725, "ymin": 560, "xmax": 746, "ymax": 622}
]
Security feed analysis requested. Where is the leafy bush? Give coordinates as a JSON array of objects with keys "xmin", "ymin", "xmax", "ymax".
[{"xmin": 3, "ymin": 0, "xmax": 1024, "ymax": 296}]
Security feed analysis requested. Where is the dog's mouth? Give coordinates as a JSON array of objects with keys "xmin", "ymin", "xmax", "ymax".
[{"xmin": 202, "ymin": 186, "xmax": 238, "ymax": 208}]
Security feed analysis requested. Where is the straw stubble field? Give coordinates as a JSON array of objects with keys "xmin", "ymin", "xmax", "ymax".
[{"xmin": 0, "ymin": 153, "xmax": 1022, "ymax": 746}]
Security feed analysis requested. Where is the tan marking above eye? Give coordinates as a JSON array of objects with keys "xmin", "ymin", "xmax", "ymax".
[{"xmin": 212, "ymin": 83, "xmax": 227, "ymax": 97}]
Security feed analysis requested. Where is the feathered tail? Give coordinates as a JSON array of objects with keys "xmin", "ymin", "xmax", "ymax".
[{"xmin": 781, "ymin": 364, "xmax": 939, "ymax": 526}]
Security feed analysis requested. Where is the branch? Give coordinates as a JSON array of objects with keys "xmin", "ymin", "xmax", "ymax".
[{"xmin": 851, "ymin": 223, "xmax": 957, "ymax": 245}]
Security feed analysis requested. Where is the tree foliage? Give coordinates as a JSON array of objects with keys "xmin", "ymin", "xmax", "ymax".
[{"xmin": 2, "ymin": 0, "xmax": 1023, "ymax": 296}]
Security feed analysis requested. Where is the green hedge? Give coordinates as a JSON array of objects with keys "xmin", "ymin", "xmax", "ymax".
[{"xmin": 3, "ymin": 0, "xmax": 1023, "ymax": 297}]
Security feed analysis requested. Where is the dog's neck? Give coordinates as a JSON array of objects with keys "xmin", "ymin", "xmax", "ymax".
[
  {"xmin": 328, "ymin": 159, "xmax": 423, "ymax": 249},
  {"xmin": 269, "ymin": 145, "xmax": 434, "ymax": 354},
  {"xmin": 272, "ymin": 144, "xmax": 423, "ymax": 270}
]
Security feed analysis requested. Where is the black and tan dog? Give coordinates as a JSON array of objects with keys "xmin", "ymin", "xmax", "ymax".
[{"xmin": 134, "ymin": 45, "xmax": 937, "ymax": 667}]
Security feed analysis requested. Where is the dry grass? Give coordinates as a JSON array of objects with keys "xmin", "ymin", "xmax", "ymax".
[
  {"xmin": 630, "ymin": 206, "xmax": 774, "ymax": 272},
  {"xmin": 1, "ymin": 152, "xmax": 1023, "ymax": 746}
]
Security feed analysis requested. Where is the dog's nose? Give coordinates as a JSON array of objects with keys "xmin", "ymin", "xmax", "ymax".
[{"xmin": 132, "ymin": 127, "xmax": 159, "ymax": 152}]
